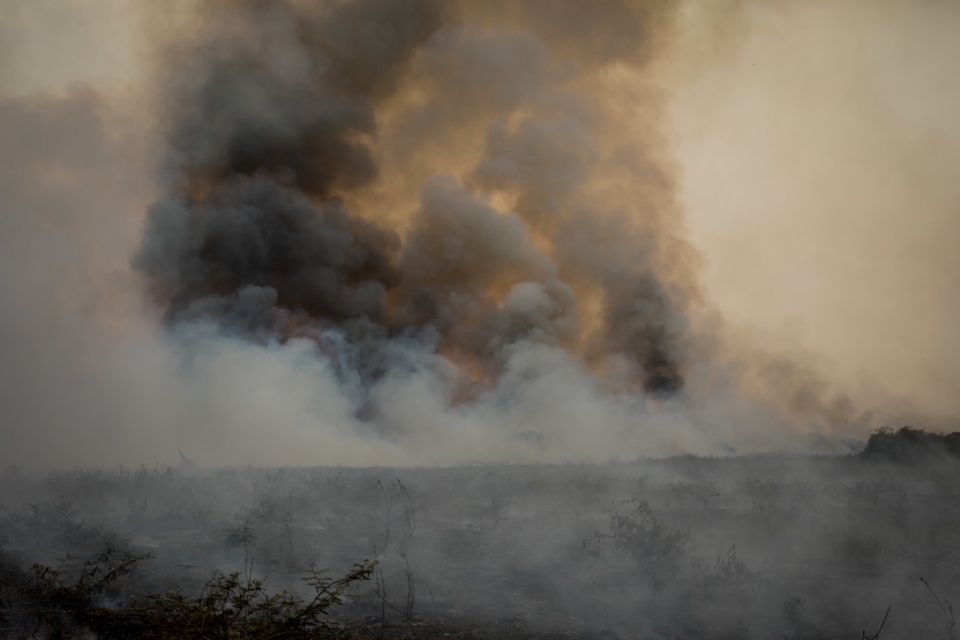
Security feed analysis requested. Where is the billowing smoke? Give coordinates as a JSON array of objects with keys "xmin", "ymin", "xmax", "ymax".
[
  {"xmin": 133, "ymin": 0, "xmax": 693, "ymax": 413},
  {"xmin": 3, "ymin": 0, "xmax": 957, "ymax": 468}
]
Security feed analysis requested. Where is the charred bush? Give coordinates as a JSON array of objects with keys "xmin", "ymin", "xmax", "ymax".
[
  {"xmin": 0, "ymin": 548, "xmax": 149, "ymax": 639},
  {"xmin": 0, "ymin": 548, "xmax": 374, "ymax": 640},
  {"xmin": 861, "ymin": 427, "xmax": 960, "ymax": 463},
  {"xmin": 600, "ymin": 498, "xmax": 687, "ymax": 588}
]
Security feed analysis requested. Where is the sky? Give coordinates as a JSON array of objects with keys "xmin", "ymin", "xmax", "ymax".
[{"xmin": 0, "ymin": 0, "xmax": 957, "ymax": 468}]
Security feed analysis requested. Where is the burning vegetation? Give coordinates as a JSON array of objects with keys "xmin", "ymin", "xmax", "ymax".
[{"xmin": 2, "ymin": 1, "xmax": 959, "ymax": 638}]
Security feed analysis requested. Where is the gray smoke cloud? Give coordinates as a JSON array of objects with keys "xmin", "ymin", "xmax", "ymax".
[
  {"xmin": 134, "ymin": 0, "xmax": 692, "ymax": 410},
  {"xmin": 3, "ymin": 0, "xmax": 957, "ymax": 469}
]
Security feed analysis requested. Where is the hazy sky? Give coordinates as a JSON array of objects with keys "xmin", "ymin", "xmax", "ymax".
[
  {"xmin": 669, "ymin": 1, "xmax": 960, "ymax": 418},
  {"xmin": 1, "ymin": 0, "xmax": 957, "ymax": 468}
]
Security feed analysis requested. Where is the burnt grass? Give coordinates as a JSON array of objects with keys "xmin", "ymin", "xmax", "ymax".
[{"xmin": 1, "ymin": 428, "xmax": 959, "ymax": 639}]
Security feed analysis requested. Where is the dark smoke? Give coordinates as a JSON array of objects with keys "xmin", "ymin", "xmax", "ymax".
[
  {"xmin": 135, "ymin": 177, "xmax": 400, "ymax": 327},
  {"xmin": 134, "ymin": 0, "xmax": 690, "ymax": 408}
]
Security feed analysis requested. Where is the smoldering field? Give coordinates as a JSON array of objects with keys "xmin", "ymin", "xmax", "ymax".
[
  {"xmin": 2, "ymin": 0, "xmax": 960, "ymax": 637},
  {"xmin": 3, "ymin": 451, "xmax": 960, "ymax": 638}
]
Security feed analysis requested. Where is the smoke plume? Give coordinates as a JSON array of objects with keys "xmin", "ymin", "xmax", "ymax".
[
  {"xmin": 134, "ymin": 0, "xmax": 694, "ymax": 409},
  {"xmin": 2, "ymin": 0, "xmax": 959, "ymax": 468}
]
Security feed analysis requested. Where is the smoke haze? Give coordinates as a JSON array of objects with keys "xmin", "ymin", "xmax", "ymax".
[{"xmin": 1, "ymin": 0, "xmax": 959, "ymax": 469}]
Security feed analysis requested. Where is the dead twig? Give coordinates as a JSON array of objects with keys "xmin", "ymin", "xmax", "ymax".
[{"xmin": 861, "ymin": 605, "xmax": 891, "ymax": 640}]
